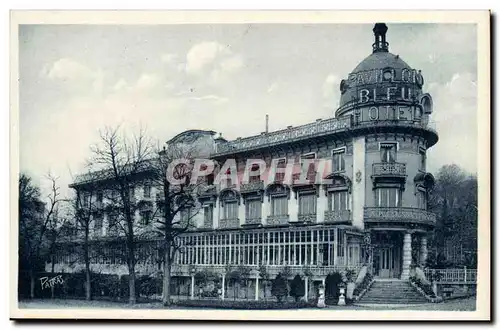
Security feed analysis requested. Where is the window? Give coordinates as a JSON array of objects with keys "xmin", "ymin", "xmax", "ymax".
[
  {"xmin": 417, "ymin": 188, "xmax": 427, "ymax": 209},
  {"xmin": 298, "ymin": 192, "xmax": 317, "ymax": 215},
  {"xmin": 271, "ymin": 195, "xmax": 288, "ymax": 216},
  {"xmin": 141, "ymin": 210, "xmax": 152, "ymax": 226},
  {"xmin": 375, "ymin": 187, "xmax": 401, "ymax": 207},
  {"xmin": 83, "ymin": 192, "xmax": 90, "ymax": 208},
  {"xmin": 300, "ymin": 153, "xmax": 317, "ymax": 181},
  {"xmin": 274, "ymin": 158, "xmax": 286, "ymax": 182},
  {"xmin": 204, "ymin": 205, "xmax": 214, "ymax": 227},
  {"xmin": 223, "ymin": 201, "xmax": 238, "ymax": 219},
  {"xmin": 419, "ymin": 149, "xmax": 426, "ymax": 172},
  {"xmin": 332, "ymin": 149, "xmax": 346, "ymax": 172},
  {"xmin": 129, "ymin": 187, "xmax": 135, "ymax": 202},
  {"xmin": 248, "ymin": 164, "xmax": 261, "ymax": 183},
  {"xmin": 380, "ymin": 143, "xmax": 397, "ymax": 163},
  {"xmin": 246, "ymin": 199, "xmax": 262, "ymax": 219},
  {"xmin": 328, "ymin": 190, "xmax": 349, "ymax": 211},
  {"xmin": 143, "ymin": 183, "xmax": 151, "ymax": 198}
]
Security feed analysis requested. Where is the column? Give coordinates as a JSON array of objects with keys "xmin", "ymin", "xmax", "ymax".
[
  {"xmin": 267, "ymin": 232, "xmax": 270, "ymax": 265},
  {"xmin": 304, "ymin": 276, "xmax": 309, "ymax": 302},
  {"xmin": 103, "ymin": 212, "xmax": 108, "ymax": 236},
  {"xmin": 255, "ymin": 277, "xmax": 259, "ymax": 301},
  {"xmin": 221, "ymin": 274, "xmax": 225, "ymax": 300},
  {"xmin": 401, "ymin": 231, "xmax": 412, "ymax": 280},
  {"xmin": 213, "ymin": 198, "xmax": 220, "ymax": 229},
  {"xmin": 238, "ymin": 200, "xmax": 245, "ymax": 226},
  {"xmin": 289, "ymin": 195, "xmax": 298, "ymax": 222},
  {"xmin": 316, "ymin": 192, "xmax": 327, "ymax": 223},
  {"xmin": 262, "ymin": 195, "xmax": 269, "ymax": 225},
  {"xmin": 420, "ymin": 235, "xmax": 428, "ymax": 267},
  {"xmin": 190, "ymin": 275, "xmax": 195, "ymax": 299}
]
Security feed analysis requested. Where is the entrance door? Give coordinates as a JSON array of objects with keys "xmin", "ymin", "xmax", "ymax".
[{"xmin": 379, "ymin": 248, "xmax": 393, "ymax": 278}]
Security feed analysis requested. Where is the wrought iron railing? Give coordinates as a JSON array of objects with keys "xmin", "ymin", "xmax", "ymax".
[
  {"xmin": 266, "ymin": 215, "xmax": 289, "ymax": 226},
  {"xmin": 324, "ymin": 210, "xmax": 351, "ymax": 223},
  {"xmin": 218, "ymin": 218, "xmax": 240, "ymax": 229},
  {"xmin": 372, "ymin": 162, "xmax": 407, "ymax": 177},
  {"xmin": 424, "ymin": 268, "xmax": 477, "ymax": 284},
  {"xmin": 364, "ymin": 207, "xmax": 437, "ymax": 225}
]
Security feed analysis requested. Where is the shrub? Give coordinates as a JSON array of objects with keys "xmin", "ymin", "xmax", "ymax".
[
  {"xmin": 409, "ymin": 276, "xmax": 436, "ymax": 298},
  {"xmin": 290, "ymin": 275, "xmax": 305, "ymax": 302},
  {"xmin": 353, "ymin": 273, "xmax": 373, "ymax": 297},
  {"xmin": 174, "ymin": 299, "xmax": 315, "ymax": 309},
  {"xmin": 325, "ymin": 272, "xmax": 343, "ymax": 305},
  {"xmin": 271, "ymin": 274, "xmax": 288, "ymax": 303}
]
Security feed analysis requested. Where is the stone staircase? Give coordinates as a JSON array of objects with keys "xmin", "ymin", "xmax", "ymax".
[{"xmin": 358, "ymin": 280, "xmax": 428, "ymax": 304}]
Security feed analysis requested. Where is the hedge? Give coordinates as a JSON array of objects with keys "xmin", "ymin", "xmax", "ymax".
[{"xmin": 173, "ymin": 299, "xmax": 316, "ymax": 309}]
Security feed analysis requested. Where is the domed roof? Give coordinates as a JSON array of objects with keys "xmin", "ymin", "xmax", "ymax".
[{"xmin": 352, "ymin": 51, "xmax": 411, "ymax": 74}]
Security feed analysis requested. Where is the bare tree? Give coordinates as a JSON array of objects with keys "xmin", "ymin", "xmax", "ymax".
[
  {"xmin": 150, "ymin": 139, "xmax": 212, "ymax": 306},
  {"xmin": 88, "ymin": 125, "xmax": 154, "ymax": 304}
]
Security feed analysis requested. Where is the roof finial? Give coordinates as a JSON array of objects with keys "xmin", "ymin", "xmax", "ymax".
[{"xmin": 372, "ymin": 23, "xmax": 389, "ymax": 53}]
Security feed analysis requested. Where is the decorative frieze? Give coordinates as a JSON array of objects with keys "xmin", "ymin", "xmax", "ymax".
[{"xmin": 372, "ymin": 162, "xmax": 407, "ymax": 178}]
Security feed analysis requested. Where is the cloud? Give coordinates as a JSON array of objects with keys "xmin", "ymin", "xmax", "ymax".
[
  {"xmin": 43, "ymin": 58, "xmax": 104, "ymax": 93},
  {"xmin": 184, "ymin": 41, "xmax": 244, "ymax": 83},
  {"xmin": 112, "ymin": 73, "xmax": 170, "ymax": 95}
]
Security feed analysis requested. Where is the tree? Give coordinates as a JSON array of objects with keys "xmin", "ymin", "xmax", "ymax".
[
  {"xmin": 71, "ymin": 172, "xmax": 102, "ymax": 301},
  {"xmin": 18, "ymin": 173, "xmax": 63, "ymax": 299},
  {"xmin": 89, "ymin": 125, "xmax": 154, "ymax": 304},
  {"xmin": 290, "ymin": 274, "xmax": 305, "ymax": 302},
  {"xmin": 428, "ymin": 164, "xmax": 478, "ymax": 266},
  {"xmin": 150, "ymin": 134, "xmax": 213, "ymax": 306},
  {"xmin": 271, "ymin": 274, "xmax": 288, "ymax": 303}
]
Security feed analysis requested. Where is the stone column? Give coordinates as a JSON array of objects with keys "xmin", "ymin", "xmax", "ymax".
[
  {"xmin": 255, "ymin": 277, "xmax": 259, "ymax": 301},
  {"xmin": 304, "ymin": 276, "xmax": 309, "ymax": 302},
  {"xmin": 316, "ymin": 192, "xmax": 327, "ymax": 223},
  {"xmin": 190, "ymin": 275, "xmax": 195, "ymax": 299},
  {"xmin": 401, "ymin": 231, "xmax": 412, "ymax": 280},
  {"xmin": 262, "ymin": 194, "xmax": 269, "ymax": 225},
  {"xmin": 289, "ymin": 194, "xmax": 298, "ymax": 222},
  {"xmin": 238, "ymin": 199, "xmax": 245, "ymax": 226},
  {"xmin": 213, "ymin": 198, "xmax": 220, "ymax": 229},
  {"xmin": 420, "ymin": 235, "xmax": 428, "ymax": 267},
  {"xmin": 221, "ymin": 274, "xmax": 225, "ymax": 300}
]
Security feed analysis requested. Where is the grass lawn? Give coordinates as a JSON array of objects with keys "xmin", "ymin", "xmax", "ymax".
[{"xmin": 18, "ymin": 296, "xmax": 476, "ymax": 311}]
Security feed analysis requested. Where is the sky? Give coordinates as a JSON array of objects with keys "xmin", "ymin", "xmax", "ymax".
[{"xmin": 18, "ymin": 23, "xmax": 478, "ymax": 197}]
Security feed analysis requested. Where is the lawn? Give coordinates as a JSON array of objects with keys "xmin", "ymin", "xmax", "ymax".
[{"xmin": 18, "ymin": 296, "xmax": 476, "ymax": 311}]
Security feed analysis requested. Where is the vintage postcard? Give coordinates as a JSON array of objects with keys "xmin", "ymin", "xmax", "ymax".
[{"xmin": 10, "ymin": 10, "xmax": 490, "ymax": 321}]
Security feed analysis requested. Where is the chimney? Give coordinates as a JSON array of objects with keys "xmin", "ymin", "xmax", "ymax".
[{"xmin": 265, "ymin": 114, "xmax": 269, "ymax": 133}]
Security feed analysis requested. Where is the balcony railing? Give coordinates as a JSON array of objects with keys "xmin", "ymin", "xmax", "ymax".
[
  {"xmin": 424, "ymin": 268, "xmax": 477, "ymax": 284},
  {"xmin": 266, "ymin": 215, "xmax": 289, "ymax": 226},
  {"xmin": 218, "ymin": 218, "xmax": 240, "ymax": 229},
  {"xmin": 214, "ymin": 117, "xmax": 352, "ymax": 155},
  {"xmin": 324, "ymin": 210, "xmax": 351, "ymax": 223},
  {"xmin": 372, "ymin": 162, "xmax": 407, "ymax": 178},
  {"xmin": 364, "ymin": 207, "xmax": 437, "ymax": 226},
  {"xmin": 244, "ymin": 217, "xmax": 262, "ymax": 226},
  {"xmin": 240, "ymin": 180, "xmax": 264, "ymax": 193},
  {"xmin": 296, "ymin": 213, "xmax": 317, "ymax": 223}
]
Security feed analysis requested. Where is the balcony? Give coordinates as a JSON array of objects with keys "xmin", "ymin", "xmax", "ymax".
[
  {"xmin": 296, "ymin": 213, "xmax": 317, "ymax": 223},
  {"xmin": 240, "ymin": 180, "xmax": 264, "ymax": 193},
  {"xmin": 218, "ymin": 218, "xmax": 240, "ymax": 229},
  {"xmin": 243, "ymin": 217, "xmax": 262, "ymax": 226},
  {"xmin": 364, "ymin": 207, "xmax": 437, "ymax": 226},
  {"xmin": 266, "ymin": 215, "xmax": 289, "ymax": 226},
  {"xmin": 372, "ymin": 162, "xmax": 407, "ymax": 179},
  {"xmin": 324, "ymin": 210, "xmax": 351, "ymax": 224}
]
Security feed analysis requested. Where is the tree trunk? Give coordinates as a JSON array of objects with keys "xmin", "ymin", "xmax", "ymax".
[
  {"xmin": 51, "ymin": 256, "xmax": 55, "ymax": 299},
  {"xmin": 29, "ymin": 268, "xmax": 35, "ymax": 299},
  {"xmin": 128, "ymin": 263, "xmax": 137, "ymax": 304},
  {"xmin": 162, "ymin": 244, "xmax": 172, "ymax": 306},
  {"xmin": 84, "ymin": 227, "xmax": 91, "ymax": 301}
]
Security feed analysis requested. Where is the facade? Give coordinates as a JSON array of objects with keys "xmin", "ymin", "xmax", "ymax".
[{"xmin": 49, "ymin": 23, "xmax": 438, "ymax": 300}]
